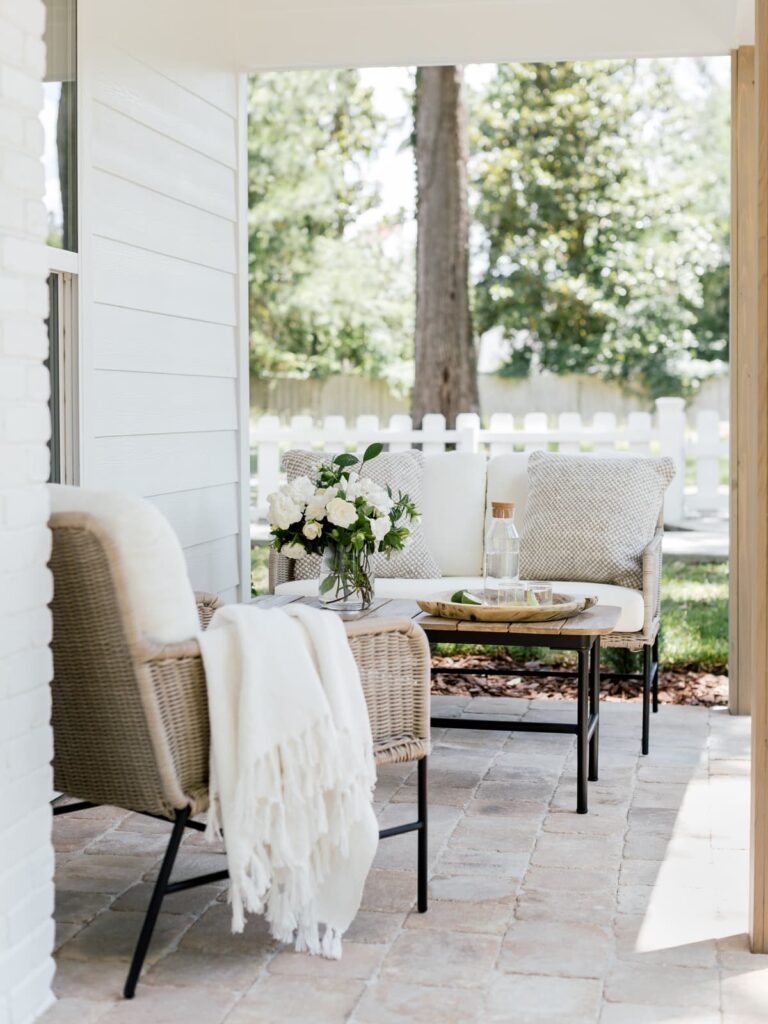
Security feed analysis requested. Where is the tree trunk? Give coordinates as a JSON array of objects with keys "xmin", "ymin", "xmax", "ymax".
[{"xmin": 412, "ymin": 66, "xmax": 479, "ymax": 427}]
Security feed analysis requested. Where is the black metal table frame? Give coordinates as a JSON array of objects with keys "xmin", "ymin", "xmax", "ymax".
[{"xmin": 427, "ymin": 628, "xmax": 601, "ymax": 814}]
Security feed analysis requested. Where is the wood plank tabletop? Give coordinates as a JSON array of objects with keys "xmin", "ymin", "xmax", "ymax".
[{"xmin": 251, "ymin": 595, "xmax": 622, "ymax": 637}]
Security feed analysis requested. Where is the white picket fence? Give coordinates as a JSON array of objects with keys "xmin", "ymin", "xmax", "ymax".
[{"xmin": 251, "ymin": 396, "xmax": 728, "ymax": 527}]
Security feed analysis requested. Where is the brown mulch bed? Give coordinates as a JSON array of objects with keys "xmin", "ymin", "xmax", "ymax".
[{"xmin": 431, "ymin": 653, "xmax": 728, "ymax": 707}]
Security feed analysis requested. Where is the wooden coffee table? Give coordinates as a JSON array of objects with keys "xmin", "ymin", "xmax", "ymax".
[
  {"xmin": 253, "ymin": 595, "xmax": 621, "ymax": 814},
  {"xmin": 416, "ymin": 602, "xmax": 621, "ymax": 814}
]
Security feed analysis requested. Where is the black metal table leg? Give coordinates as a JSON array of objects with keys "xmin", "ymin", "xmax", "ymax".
[
  {"xmin": 589, "ymin": 638, "xmax": 600, "ymax": 782},
  {"xmin": 577, "ymin": 647, "xmax": 589, "ymax": 813},
  {"xmin": 428, "ymin": 627, "xmax": 607, "ymax": 814}
]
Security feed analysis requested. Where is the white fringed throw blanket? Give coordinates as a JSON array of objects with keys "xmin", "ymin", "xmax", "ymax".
[{"xmin": 198, "ymin": 603, "xmax": 378, "ymax": 958}]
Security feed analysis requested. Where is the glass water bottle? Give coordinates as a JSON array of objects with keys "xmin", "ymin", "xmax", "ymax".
[{"xmin": 484, "ymin": 501, "xmax": 520, "ymax": 605}]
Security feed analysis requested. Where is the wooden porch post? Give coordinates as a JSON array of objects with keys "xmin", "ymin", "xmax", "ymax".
[
  {"xmin": 730, "ymin": 46, "xmax": 757, "ymax": 717},
  {"xmin": 750, "ymin": 0, "xmax": 768, "ymax": 953}
]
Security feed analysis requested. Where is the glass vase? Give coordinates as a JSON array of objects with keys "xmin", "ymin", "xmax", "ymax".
[{"xmin": 318, "ymin": 544, "xmax": 374, "ymax": 612}]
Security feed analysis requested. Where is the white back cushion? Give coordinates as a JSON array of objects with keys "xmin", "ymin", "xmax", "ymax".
[
  {"xmin": 49, "ymin": 484, "xmax": 200, "ymax": 644},
  {"xmin": 486, "ymin": 453, "xmax": 531, "ymax": 525},
  {"xmin": 421, "ymin": 453, "xmax": 487, "ymax": 575}
]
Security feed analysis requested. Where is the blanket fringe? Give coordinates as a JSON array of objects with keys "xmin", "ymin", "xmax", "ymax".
[{"xmin": 209, "ymin": 711, "xmax": 376, "ymax": 956}]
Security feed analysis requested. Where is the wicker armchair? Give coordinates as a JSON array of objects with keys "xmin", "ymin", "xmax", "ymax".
[{"xmin": 50, "ymin": 510, "xmax": 431, "ymax": 998}]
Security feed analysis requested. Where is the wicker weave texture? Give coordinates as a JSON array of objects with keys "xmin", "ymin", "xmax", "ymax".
[
  {"xmin": 269, "ymin": 547, "xmax": 294, "ymax": 591},
  {"xmin": 195, "ymin": 591, "xmax": 223, "ymax": 631},
  {"xmin": 347, "ymin": 620, "xmax": 431, "ymax": 765}
]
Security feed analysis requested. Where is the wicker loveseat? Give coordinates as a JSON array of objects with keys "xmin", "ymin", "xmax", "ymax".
[
  {"xmin": 271, "ymin": 450, "xmax": 664, "ymax": 754},
  {"xmin": 49, "ymin": 498, "xmax": 431, "ymax": 998}
]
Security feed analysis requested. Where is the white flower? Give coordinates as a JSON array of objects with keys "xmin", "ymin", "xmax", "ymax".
[
  {"xmin": 326, "ymin": 497, "xmax": 358, "ymax": 529},
  {"xmin": 372, "ymin": 493, "xmax": 393, "ymax": 516},
  {"xmin": 302, "ymin": 520, "xmax": 323, "ymax": 540},
  {"xmin": 371, "ymin": 515, "xmax": 391, "ymax": 545},
  {"xmin": 346, "ymin": 475, "xmax": 393, "ymax": 515},
  {"xmin": 305, "ymin": 495, "xmax": 328, "ymax": 521},
  {"xmin": 282, "ymin": 541, "xmax": 307, "ymax": 559},
  {"xmin": 267, "ymin": 489, "xmax": 302, "ymax": 531},
  {"xmin": 288, "ymin": 475, "xmax": 315, "ymax": 505}
]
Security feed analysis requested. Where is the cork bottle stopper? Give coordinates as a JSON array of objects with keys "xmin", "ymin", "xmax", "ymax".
[{"xmin": 491, "ymin": 501, "xmax": 516, "ymax": 519}]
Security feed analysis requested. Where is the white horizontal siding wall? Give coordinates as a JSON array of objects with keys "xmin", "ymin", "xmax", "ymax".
[
  {"xmin": 0, "ymin": 1, "xmax": 55, "ymax": 1020},
  {"xmin": 78, "ymin": 1, "xmax": 248, "ymax": 601}
]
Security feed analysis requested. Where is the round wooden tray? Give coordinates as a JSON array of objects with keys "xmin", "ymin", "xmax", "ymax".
[{"xmin": 416, "ymin": 591, "xmax": 599, "ymax": 623}]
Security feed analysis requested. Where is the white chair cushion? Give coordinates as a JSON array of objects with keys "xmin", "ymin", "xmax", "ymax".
[
  {"xmin": 275, "ymin": 576, "xmax": 644, "ymax": 632},
  {"xmin": 49, "ymin": 484, "xmax": 200, "ymax": 644},
  {"xmin": 421, "ymin": 453, "xmax": 487, "ymax": 575}
]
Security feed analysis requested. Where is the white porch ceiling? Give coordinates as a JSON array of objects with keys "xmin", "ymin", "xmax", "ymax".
[{"xmin": 234, "ymin": 0, "xmax": 755, "ymax": 70}]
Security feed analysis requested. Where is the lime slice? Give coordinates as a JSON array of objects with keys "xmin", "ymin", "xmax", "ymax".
[
  {"xmin": 526, "ymin": 589, "xmax": 538, "ymax": 607},
  {"xmin": 450, "ymin": 589, "xmax": 483, "ymax": 605}
]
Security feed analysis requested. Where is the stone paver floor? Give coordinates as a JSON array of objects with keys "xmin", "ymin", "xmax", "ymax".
[{"xmin": 45, "ymin": 698, "xmax": 766, "ymax": 1023}]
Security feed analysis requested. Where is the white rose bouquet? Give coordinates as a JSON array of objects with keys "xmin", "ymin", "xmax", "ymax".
[{"xmin": 267, "ymin": 443, "xmax": 418, "ymax": 610}]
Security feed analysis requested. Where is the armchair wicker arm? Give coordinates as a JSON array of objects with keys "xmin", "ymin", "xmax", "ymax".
[
  {"xmin": 136, "ymin": 636, "xmax": 210, "ymax": 818},
  {"xmin": 268, "ymin": 548, "xmax": 294, "ymax": 593},
  {"xmin": 641, "ymin": 528, "xmax": 664, "ymax": 637},
  {"xmin": 344, "ymin": 617, "xmax": 431, "ymax": 767},
  {"xmin": 195, "ymin": 591, "xmax": 224, "ymax": 630},
  {"xmin": 132, "ymin": 595, "xmax": 222, "ymax": 816}
]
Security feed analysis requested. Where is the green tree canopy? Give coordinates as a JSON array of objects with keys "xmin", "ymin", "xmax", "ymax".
[
  {"xmin": 470, "ymin": 61, "xmax": 729, "ymax": 398},
  {"xmin": 248, "ymin": 70, "xmax": 414, "ymax": 384}
]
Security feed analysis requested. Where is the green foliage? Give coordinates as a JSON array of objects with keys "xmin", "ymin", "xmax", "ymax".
[
  {"xmin": 470, "ymin": 61, "xmax": 730, "ymax": 398},
  {"xmin": 248, "ymin": 71, "xmax": 414, "ymax": 383},
  {"xmin": 248, "ymin": 62, "xmax": 729, "ymax": 400}
]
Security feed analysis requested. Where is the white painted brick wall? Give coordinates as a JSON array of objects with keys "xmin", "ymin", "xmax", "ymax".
[{"xmin": 0, "ymin": 1, "xmax": 55, "ymax": 1022}]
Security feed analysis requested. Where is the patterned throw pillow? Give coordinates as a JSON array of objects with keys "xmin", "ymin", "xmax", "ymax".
[
  {"xmin": 519, "ymin": 451, "xmax": 675, "ymax": 590},
  {"xmin": 281, "ymin": 449, "xmax": 442, "ymax": 580}
]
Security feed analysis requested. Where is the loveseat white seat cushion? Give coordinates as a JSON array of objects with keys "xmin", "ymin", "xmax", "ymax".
[{"xmin": 274, "ymin": 576, "xmax": 645, "ymax": 633}]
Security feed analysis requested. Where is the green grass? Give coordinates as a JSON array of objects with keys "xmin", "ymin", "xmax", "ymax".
[
  {"xmin": 659, "ymin": 559, "xmax": 728, "ymax": 672},
  {"xmin": 251, "ymin": 544, "xmax": 270, "ymax": 596},
  {"xmin": 252, "ymin": 546, "xmax": 729, "ymax": 673}
]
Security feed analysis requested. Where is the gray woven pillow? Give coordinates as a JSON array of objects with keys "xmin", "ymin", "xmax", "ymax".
[
  {"xmin": 282, "ymin": 449, "xmax": 441, "ymax": 580},
  {"xmin": 519, "ymin": 451, "xmax": 675, "ymax": 590}
]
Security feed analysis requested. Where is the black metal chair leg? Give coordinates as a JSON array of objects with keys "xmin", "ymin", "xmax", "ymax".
[
  {"xmin": 588, "ymin": 639, "xmax": 600, "ymax": 782},
  {"xmin": 123, "ymin": 807, "xmax": 190, "ymax": 999},
  {"xmin": 417, "ymin": 757, "xmax": 428, "ymax": 912},
  {"xmin": 652, "ymin": 634, "xmax": 660, "ymax": 713},
  {"xmin": 641, "ymin": 644, "xmax": 652, "ymax": 756}
]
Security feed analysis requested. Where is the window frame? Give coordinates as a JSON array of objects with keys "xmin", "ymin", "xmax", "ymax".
[{"xmin": 47, "ymin": 269, "xmax": 79, "ymax": 485}]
